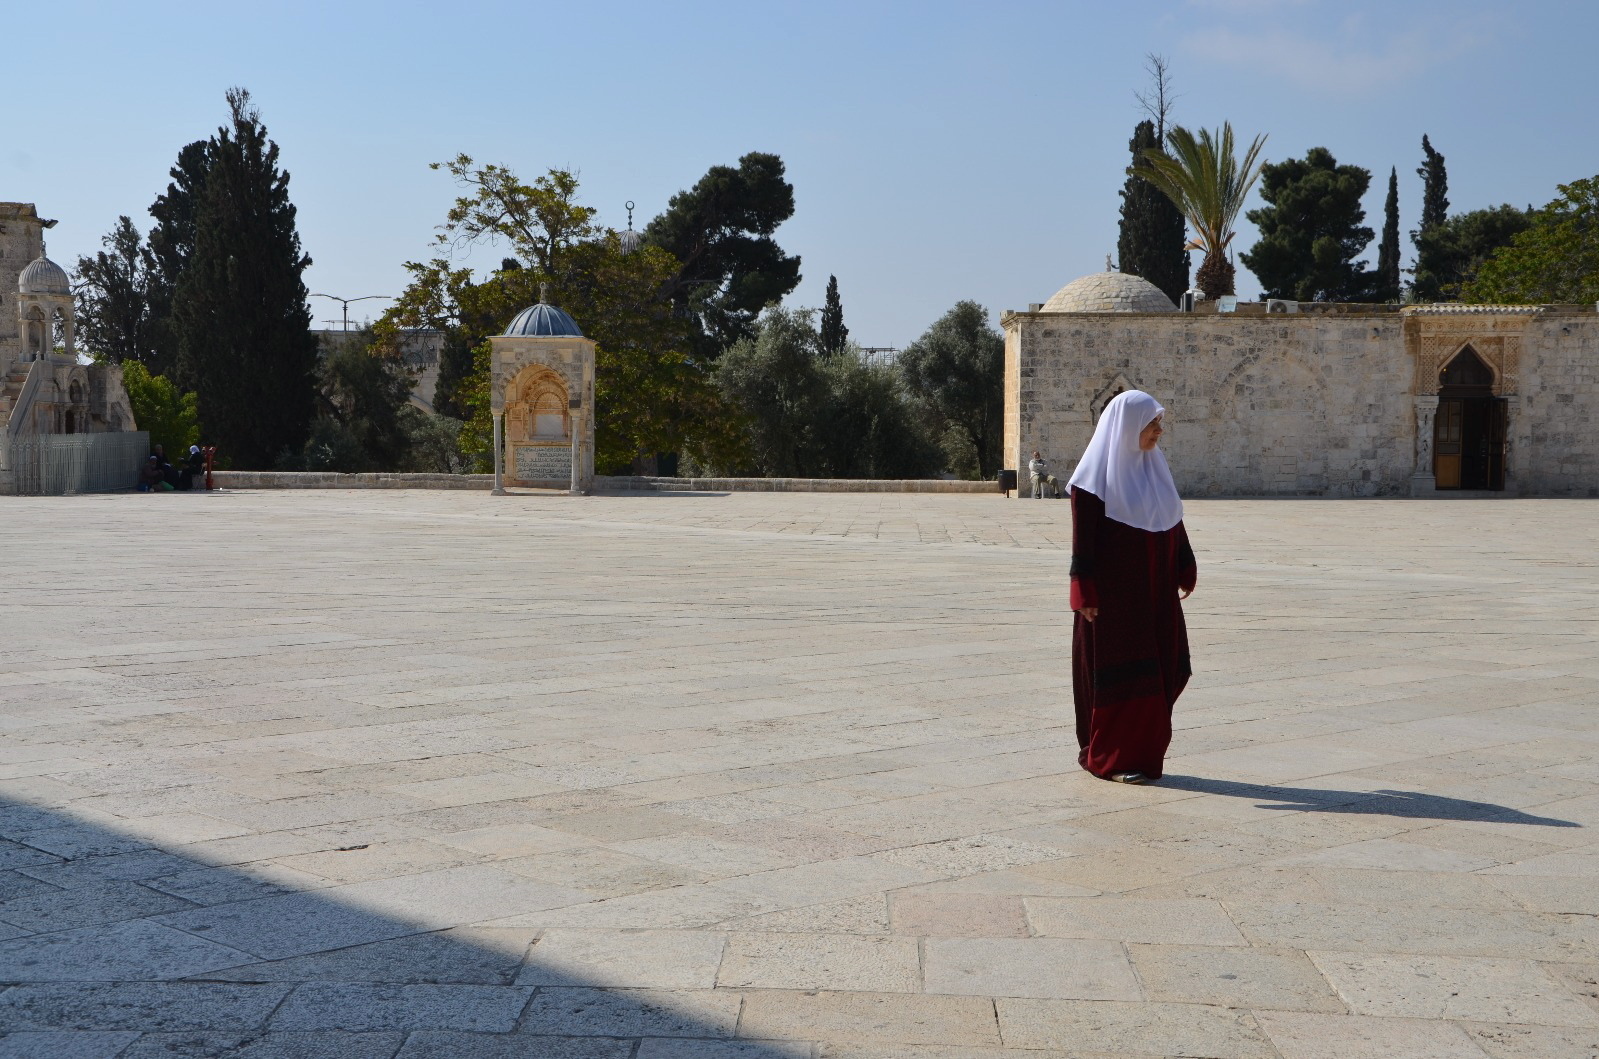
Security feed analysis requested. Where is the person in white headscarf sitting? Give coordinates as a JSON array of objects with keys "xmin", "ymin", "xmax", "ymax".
[{"xmin": 1067, "ymin": 390, "xmax": 1197, "ymax": 785}]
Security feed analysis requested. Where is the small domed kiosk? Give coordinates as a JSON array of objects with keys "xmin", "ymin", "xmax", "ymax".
[{"xmin": 488, "ymin": 289, "xmax": 596, "ymax": 495}]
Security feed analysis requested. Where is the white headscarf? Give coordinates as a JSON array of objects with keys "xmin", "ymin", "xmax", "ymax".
[{"xmin": 1067, "ymin": 390, "xmax": 1183, "ymax": 532}]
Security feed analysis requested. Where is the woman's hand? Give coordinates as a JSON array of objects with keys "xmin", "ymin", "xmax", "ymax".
[
  {"xmin": 1078, "ymin": 607, "xmax": 1098, "ymax": 622},
  {"xmin": 1178, "ymin": 588, "xmax": 1192, "ymax": 600}
]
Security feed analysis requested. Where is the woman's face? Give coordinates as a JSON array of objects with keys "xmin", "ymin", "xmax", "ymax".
[{"xmin": 1138, "ymin": 415, "xmax": 1164, "ymax": 451}]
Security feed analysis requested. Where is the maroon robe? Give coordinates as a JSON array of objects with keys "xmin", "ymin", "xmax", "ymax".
[{"xmin": 1069, "ymin": 487, "xmax": 1197, "ymax": 780}]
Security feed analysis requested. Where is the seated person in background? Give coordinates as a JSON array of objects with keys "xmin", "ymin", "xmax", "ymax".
[
  {"xmin": 178, "ymin": 445, "xmax": 204, "ymax": 491},
  {"xmin": 137, "ymin": 456, "xmax": 164, "ymax": 492},
  {"xmin": 1028, "ymin": 450, "xmax": 1062, "ymax": 498},
  {"xmin": 151, "ymin": 444, "xmax": 179, "ymax": 487}
]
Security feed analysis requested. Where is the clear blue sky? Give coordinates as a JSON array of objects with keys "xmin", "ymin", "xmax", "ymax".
[{"xmin": 11, "ymin": 0, "xmax": 1596, "ymax": 346}]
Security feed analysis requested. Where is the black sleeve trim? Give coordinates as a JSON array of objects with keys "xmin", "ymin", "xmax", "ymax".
[{"xmin": 1069, "ymin": 554, "xmax": 1093, "ymax": 578}]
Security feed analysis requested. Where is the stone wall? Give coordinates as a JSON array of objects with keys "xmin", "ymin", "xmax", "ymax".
[
  {"xmin": 210, "ymin": 472, "xmax": 999, "ymax": 494},
  {"xmin": 1003, "ymin": 311, "xmax": 1415, "ymax": 497},
  {"xmin": 0, "ymin": 203, "xmax": 46, "ymax": 375},
  {"xmin": 1520, "ymin": 314, "xmax": 1599, "ymax": 496}
]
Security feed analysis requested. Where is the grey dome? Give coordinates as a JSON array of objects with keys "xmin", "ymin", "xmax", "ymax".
[
  {"xmin": 1042, "ymin": 271, "xmax": 1176, "ymax": 313},
  {"xmin": 502, "ymin": 302, "xmax": 583, "ymax": 337},
  {"xmin": 18, "ymin": 255, "xmax": 70, "ymax": 296}
]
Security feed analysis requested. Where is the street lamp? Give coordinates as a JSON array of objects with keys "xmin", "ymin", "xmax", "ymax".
[{"xmin": 310, "ymin": 293, "xmax": 392, "ymax": 331}]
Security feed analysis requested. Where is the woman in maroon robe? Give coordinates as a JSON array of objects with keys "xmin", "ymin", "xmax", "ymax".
[{"xmin": 1068, "ymin": 390, "xmax": 1196, "ymax": 784}]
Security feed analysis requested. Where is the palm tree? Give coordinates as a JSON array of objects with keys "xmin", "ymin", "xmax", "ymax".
[{"xmin": 1133, "ymin": 123, "xmax": 1268, "ymax": 298}]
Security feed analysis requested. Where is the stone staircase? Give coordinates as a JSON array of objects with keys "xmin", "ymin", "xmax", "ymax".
[{"xmin": 0, "ymin": 361, "xmax": 33, "ymax": 432}]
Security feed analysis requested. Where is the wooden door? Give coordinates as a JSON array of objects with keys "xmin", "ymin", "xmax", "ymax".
[{"xmin": 1434, "ymin": 398, "xmax": 1463, "ymax": 488}]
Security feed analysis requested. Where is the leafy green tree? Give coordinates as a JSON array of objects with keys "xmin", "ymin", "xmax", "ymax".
[
  {"xmin": 1240, "ymin": 147, "xmax": 1374, "ymax": 301},
  {"xmin": 899, "ymin": 301, "xmax": 1005, "ymax": 479},
  {"xmin": 1135, "ymin": 123, "xmax": 1268, "ymax": 298},
  {"xmin": 380, "ymin": 162, "xmax": 734, "ymax": 474},
  {"xmin": 74, "ymin": 216, "xmax": 155, "ymax": 365},
  {"xmin": 313, "ymin": 332, "xmax": 419, "ymax": 470},
  {"xmin": 172, "ymin": 88, "xmax": 318, "ymax": 468},
  {"xmin": 120, "ymin": 361, "xmax": 199, "ymax": 455},
  {"xmin": 820, "ymin": 275, "xmax": 848, "ymax": 356},
  {"xmin": 712, "ymin": 308, "xmax": 826, "ymax": 476},
  {"xmin": 645, "ymin": 152, "xmax": 802, "ymax": 358},
  {"xmin": 1376, "ymin": 168, "xmax": 1402, "ymax": 302},
  {"xmin": 816, "ymin": 350, "xmax": 941, "ymax": 479},
  {"xmin": 1465, "ymin": 176, "xmax": 1599, "ymax": 304},
  {"xmin": 1118, "ymin": 120, "xmax": 1189, "ymax": 304},
  {"xmin": 1410, "ymin": 205, "xmax": 1532, "ymax": 302}
]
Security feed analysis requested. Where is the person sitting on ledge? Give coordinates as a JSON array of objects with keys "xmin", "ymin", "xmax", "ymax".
[
  {"xmin": 1028, "ymin": 450, "xmax": 1062, "ymax": 499},
  {"xmin": 137, "ymin": 456, "xmax": 165, "ymax": 492}
]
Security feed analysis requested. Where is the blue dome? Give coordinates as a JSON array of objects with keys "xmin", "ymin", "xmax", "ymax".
[{"xmin": 503, "ymin": 302, "xmax": 583, "ymax": 338}]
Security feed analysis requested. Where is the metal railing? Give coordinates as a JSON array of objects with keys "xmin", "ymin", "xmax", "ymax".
[{"xmin": 7, "ymin": 432, "xmax": 151, "ymax": 496}]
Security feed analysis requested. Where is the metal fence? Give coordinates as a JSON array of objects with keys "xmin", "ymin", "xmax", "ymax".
[{"xmin": 6, "ymin": 432, "xmax": 151, "ymax": 496}]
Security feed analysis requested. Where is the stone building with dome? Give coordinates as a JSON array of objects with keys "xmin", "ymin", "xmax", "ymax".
[
  {"xmin": 1002, "ymin": 268, "xmax": 1599, "ymax": 497},
  {"xmin": 1, "ymin": 202, "xmax": 141, "ymax": 494}
]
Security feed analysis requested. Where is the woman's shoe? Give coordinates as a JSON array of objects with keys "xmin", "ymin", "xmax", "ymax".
[{"xmin": 1108, "ymin": 771, "xmax": 1150, "ymax": 785}]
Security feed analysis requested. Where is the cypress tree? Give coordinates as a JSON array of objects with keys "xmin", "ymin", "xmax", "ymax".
[
  {"xmin": 143, "ymin": 140, "xmax": 211, "ymax": 377},
  {"xmin": 820, "ymin": 274, "xmax": 848, "ymax": 355},
  {"xmin": 1376, "ymin": 167, "xmax": 1401, "ymax": 301},
  {"xmin": 1118, "ymin": 119, "xmax": 1189, "ymax": 304},
  {"xmin": 1411, "ymin": 135, "xmax": 1453, "ymax": 301},
  {"xmin": 173, "ymin": 88, "xmax": 317, "ymax": 467},
  {"xmin": 1417, "ymin": 135, "xmax": 1449, "ymax": 232}
]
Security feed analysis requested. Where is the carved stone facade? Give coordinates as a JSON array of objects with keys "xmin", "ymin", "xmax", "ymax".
[
  {"xmin": 1002, "ymin": 285, "xmax": 1599, "ymax": 498},
  {"xmin": 1, "ymin": 202, "xmax": 138, "ymax": 473},
  {"xmin": 488, "ymin": 313, "xmax": 595, "ymax": 494}
]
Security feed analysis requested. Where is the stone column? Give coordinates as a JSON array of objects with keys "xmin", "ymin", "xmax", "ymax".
[
  {"xmin": 1410, "ymin": 394, "xmax": 1438, "ymax": 497},
  {"xmin": 491, "ymin": 413, "xmax": 506, "ymax": 495},
  {"xmin": 568, "ymin": 405, "xmax": 584, "ymax": 495},
  {"xmin": 1503, "ymin": 394, "xmax": 1527, "ymax": 496}
]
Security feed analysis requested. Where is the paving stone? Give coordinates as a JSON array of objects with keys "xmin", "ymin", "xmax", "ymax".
[
  {"xmin": 1464, "ymin": 1021, "xmax": 1599, "ymax": 1059},
  {"xmin": 0, "ymin": 983, "xmax": 290, "ymax": 1031},
  {"xmin": 0, "ymin": 920, "xmax": 255, "ymax": 982},
  {"xmin": 5, "ymin": 492, "xmax": 1599, "ymax": 1050},
  {"xmin": 888, "ymin": 893, "xmax": 1029, "ymax": 938},
  {"xmin": 638, "ymin": 1041, "xmax": 815, "ymax": 1059},
  {"xmin": 268, "ymin": 982, "xmax": 530, "ymax": 1031},
  {"xmin": 200, "ymin": 928, "xmax": 526, "ymax": 984},
  {"xmin": 514, "ymin": 928, "xmax": 723, "ymax": 989},
  {"xmin": 1129, "ymin": 944, "xmax": 1346, "ymax": 1012},
  {"xmin": 395, "ymin": 1034, "xmax": 632, "ymax": 1058},
  {"xmin": 114, "ymin": 1031, "xmax": 405, "ymax": 1058},
  {"xmin": 519, "ymin": 986, "xmax": 740, "ymax": 1037},
  {"xmin": 738, "ymin": 990, "xmax": 1001, "ymax": 1046},
  {"xmin": 1255, "ymin": 1011, "xmax": 1490, "ymax": 1059},
  {"xmin": 1310, "ymin": 951, "xmax": 1599, "ymax": 1026},
  {"xmin": 718, "ymin": 932, "xmax": 919, "ymax": 991},
  {"xmin": 1024, "ymin": 896, "xmax": 1247, "ymax": 945},
  {"xmin": 997, "ymin": 997, "xmax": 1277, "ymax": 1057},
  {"xmin": 0, "ymin": 879, "xmax": 193, "ymax": 932},
  {"xmin": 923, "ymin": 937, "xmax": 1140, "ymax": 1000},
  {"xmin": 0, "ymin": 1032, "xmax": 140, "ymax": 1059}
]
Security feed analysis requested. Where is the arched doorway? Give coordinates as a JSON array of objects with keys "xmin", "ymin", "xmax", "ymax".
[{"xmin": 1434, "ymin": 347, "xmax": 1506, "ymax": 490}]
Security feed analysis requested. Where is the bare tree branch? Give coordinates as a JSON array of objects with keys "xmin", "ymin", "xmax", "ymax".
[{"xmin": 1133, "ymin": 53, "xmax": 1179, "ymax": 141}]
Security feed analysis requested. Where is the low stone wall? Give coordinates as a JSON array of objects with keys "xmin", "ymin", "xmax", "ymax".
[
  {"xmin": 209, "ymin": 471, "xmax": 999, "ymax": 494},
  {"xmin": 601, "ymin": 476, "xmax": 996, "ymax": 493},
  {"xmin": 212, "ymin": 471, "xmax": 494, "ymax": 490}
]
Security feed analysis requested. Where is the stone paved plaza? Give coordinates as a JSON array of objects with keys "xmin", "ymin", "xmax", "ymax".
[{"xmin": 1, "ymin": 489, "xmax": 1597, "ymax": 1058}]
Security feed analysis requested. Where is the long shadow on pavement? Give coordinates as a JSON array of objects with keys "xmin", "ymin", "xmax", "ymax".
[
  {"xmin": 1157, "ymin": 775, "xmax": 1582, "ymax": 827},
  {"xmin": 0, "ymin": 797, "xmax": 806, "ymax": 1059}
]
